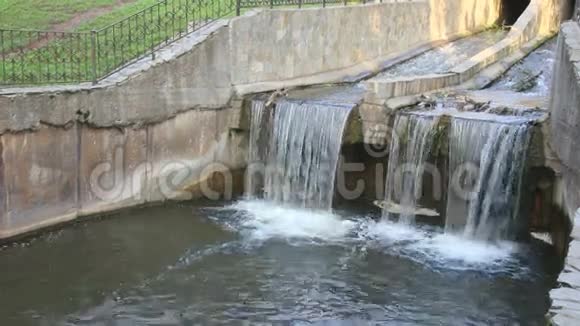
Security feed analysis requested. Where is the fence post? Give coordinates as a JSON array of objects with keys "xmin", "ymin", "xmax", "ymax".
[
  {"xmin": 151, "ymin": 9, "xmax": 156, "ymax": 61},
  {"xmin": 343, "ymin": 0, "xmax": 347, "ymax": 6},
  {"xmin": 270, "ymin": 0, "xmax": 273, "ymax": 9},
  {"xmin": 298, "ymin": 0, "xmax": 302, "ymax": 8},
  {"xmin": 90, "ymin": 30, "xmax": 98, "ymax": 84},
  {"xmin": 323, "ymin": 0, "xmax": 326, "ymax": 7},
  {"xmin": 236, "ymin": 0, "xmax": 241, "ymax": 15},
  {"xmin": 0, "ymin": 31, "xmax": 5, "ymax": 83}
]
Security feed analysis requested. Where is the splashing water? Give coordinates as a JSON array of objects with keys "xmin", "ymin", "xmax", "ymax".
[
  {"xmin": 228, "ymin": 200, "xmax": 521, "ymax": 273},
  {"xmin": 230, "ymin": 200, "xmax": 357, "ymax": 243}
]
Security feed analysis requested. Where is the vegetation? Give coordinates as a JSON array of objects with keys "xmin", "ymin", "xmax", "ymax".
[
  {"xmin": 0, "ymin": 0, "xmax": 117, "ymax": 30},
  {"xmin": 1, "ymin": 0, "xmax": 236, "ymax": 84}
]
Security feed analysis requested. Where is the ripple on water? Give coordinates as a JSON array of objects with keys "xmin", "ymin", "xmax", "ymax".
[{"xmin": 57, "ymin": 200, "xmax": 555, "ymax": 325}]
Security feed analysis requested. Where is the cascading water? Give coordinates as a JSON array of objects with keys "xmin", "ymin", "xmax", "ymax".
[
  {"xmin": 246, "ymin": 100, "xmax": 269, "ymax": 198},
  {"xmin": 383, "ymin": 114, "xmax": 439, "ymax": 224},
  {"xmin": 247, "ymin": 98, "xmax": 354, "ymax": 210},
  {"xmin": 445, "ymin": 118, "xmax": 532, "ymax": 241}
]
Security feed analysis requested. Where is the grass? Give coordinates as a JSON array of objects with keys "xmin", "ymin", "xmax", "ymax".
[
  {"xmin": 0, "ymin": 0, "xmax": 119, "ymax": 30},
  {"xmin": 1, "ymin": 0, "xmax": 238, "ymax": 84}
]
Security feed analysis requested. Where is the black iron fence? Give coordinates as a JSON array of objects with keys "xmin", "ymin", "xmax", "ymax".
[{"xmin": 0, "ymin": 0, "xmax": 376, "ymax": 86}]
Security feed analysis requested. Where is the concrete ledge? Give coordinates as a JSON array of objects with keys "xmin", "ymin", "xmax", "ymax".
[
  {"xmin": 234, "ymin": 39, "xmax": 450, "ymax": 96},
  {"xmin": 366, "ymin": 73, "xmax": 459, "ymax": 99}
]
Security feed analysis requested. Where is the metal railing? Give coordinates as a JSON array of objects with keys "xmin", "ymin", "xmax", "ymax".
[{"xmin": 0, "ymin": 0, "xmax": 376, "ymax": 86}]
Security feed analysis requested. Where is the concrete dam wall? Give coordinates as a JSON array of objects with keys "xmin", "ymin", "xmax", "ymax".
[
  {"xmin": 0, "ymin": 0, "xmax": 506, "ymax": 240},
  {"xmin": 547, "ymin": 19, "xmax": 580, "ymax": 325}
]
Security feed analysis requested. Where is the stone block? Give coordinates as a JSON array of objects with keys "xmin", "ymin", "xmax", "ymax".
[
  {"xmin": 551, "ymin": 287, "xmax": 580, "ymax": 304},
  {"xmin": 552, "ymin": 311, "xmax": 580, "ymax": 326},
  {"xmin": 559, "ymin": 272, "xmax": 580, "ymax": 289},
  {"xmin": 569, "ymin": 241, "xmax": 580, "ymax": 259}
]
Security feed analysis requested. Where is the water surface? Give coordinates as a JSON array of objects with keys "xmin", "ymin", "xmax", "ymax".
[
  {"xmin": 377, "ymin": 30, "xmax": 508, "ymax": 78},
  {"xmin": 0, "ymin": 200, "xmax": 560, "ymax": 325}
]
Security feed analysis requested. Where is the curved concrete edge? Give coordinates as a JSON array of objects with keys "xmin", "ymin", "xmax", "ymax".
[
  {"xmin": 364, "ymin": 0, "xmax": 563, "ymax": 101},
  {"xmin": 0, "ymin": 211, "xmax": 78, "ymax": 240}
]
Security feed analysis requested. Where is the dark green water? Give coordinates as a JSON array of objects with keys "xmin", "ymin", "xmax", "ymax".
[{"xmin": 0, "ymin": 200, "xmax": 561, "ymax": 325}]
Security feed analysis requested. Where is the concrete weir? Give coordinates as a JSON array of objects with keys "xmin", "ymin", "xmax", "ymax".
[{"xmin": 0, "ymin": 0, "xmax": 510, "ymax": 240}]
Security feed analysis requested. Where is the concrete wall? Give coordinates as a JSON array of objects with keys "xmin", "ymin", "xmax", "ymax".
[
  {"xmin": 548, "ymin": 20, "xmax": 580, "ymax": 325},
  {"xmin": 551, "ymin": 22, "xmax": 580, "ymax": 183},
  {"xmin": 231, "ymin": 0, "xmax": 502, "ymax": 91},
  {"xmin": 0, "ymin": 108, "xmax": 246, "ymax": 240}
]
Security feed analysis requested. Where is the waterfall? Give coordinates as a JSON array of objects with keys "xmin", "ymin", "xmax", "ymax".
[
  {"xmin": 383, "ymin": 114, "xmax": 439, "ymax": 224},
  {"xmin": 247, "ymin": 99, "xmax": 354, "ymax": 210},
  {"xmin": 246, "ymin": 100, "xmax": 269, "ymax": 198},
  {"xmin": 445, "ymin": 118, "xmax": 531, "ymax": 241}
]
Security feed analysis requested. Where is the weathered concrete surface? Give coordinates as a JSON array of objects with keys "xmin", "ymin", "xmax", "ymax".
[
  {"xmin": 550, "ymin": 208, "xmax": 580, "ymax": 325},
  {"xmin": 550, "ymin": 22, "xmax": 580, "ymax": 178},
  {"xmin": 0, "ymin": 106, "xmax": 246, "ymax": 240},
  {"xmin": 231, "ymin": 0, "xmax": 499, "ymax": 88},
  {"xmin": 78, "ymin": 127, "xmax": 149, "ymax": 217},
  {"xmin": 546, "ymin": 20, "xmax": 580, "ymax": 326},
  {"xmin": 0, "ymin": 127, "xmax": 79, "ymax": 238},
  {"xmin": 365, "ymin": 0, "xmax": 564, "ymax": 101}
]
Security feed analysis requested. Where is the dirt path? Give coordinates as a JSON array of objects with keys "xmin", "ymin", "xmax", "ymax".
[
  {"xmin": 10, "ymin": 0, "xmax": 137, "ymax": 53},
  {"xmin": 49, "ymin": 0, "xmax": 136, "ymax": 32}
]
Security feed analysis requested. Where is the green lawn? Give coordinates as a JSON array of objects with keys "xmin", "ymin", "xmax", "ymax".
[
  {"xmin": 0, "ymin": 0, "xmax": 119, "ymax": 30},
  {"xmin": 1, "ymin": 0, "xmax": 237, "ymax": 84}
]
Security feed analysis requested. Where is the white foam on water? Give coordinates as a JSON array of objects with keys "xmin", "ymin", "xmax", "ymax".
[
  {"xmin": 229, "ymin": 200, "xmax": 357, "ymax": 242},
  {"xmin": 357, "ymin": 219, "xmax": 520, "ymax": 272},
  {"xmin": 359, "ymin": 220, "xmax": 427, "ymax": 245},
  {"xmin": 409, "ymin": 233, "xmax": 518, "ymax": 266},
  {"xmin": 220, "ymin": 202, "xmax": 523, "ymax": 274}
]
